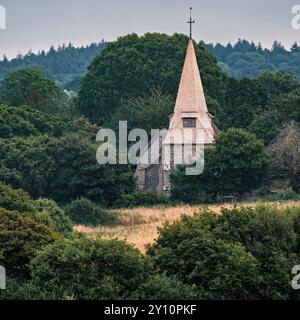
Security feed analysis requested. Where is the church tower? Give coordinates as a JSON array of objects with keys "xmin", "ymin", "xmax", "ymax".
[{"xmin": 135, "ymin": 8, "xmax": 219, "ymax": 195}]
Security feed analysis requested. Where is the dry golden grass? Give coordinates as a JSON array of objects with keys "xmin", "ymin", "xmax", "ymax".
[{"xmin": 75, "ymin": 200, "xmax": 300, "ymax": 253}]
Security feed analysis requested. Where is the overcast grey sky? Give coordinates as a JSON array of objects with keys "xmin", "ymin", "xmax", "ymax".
[{"xmin": 0, "ymin": 0, "xmax": 299, "ymax": 59}]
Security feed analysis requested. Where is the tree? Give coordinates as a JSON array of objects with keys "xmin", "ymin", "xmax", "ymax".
[
  {"xmin": 64, "ymin": 198, "xmax": 117, "ymax": 226},
  {"xmin": 0, "ymin": 104, "xmax": 67, "ymax": 139},
  {"xmin": 0, "ymin": 183, "xmax": 35, "ymax": 214},
  {"xmin": 148, "ymin": 205, "xmax": 300, "ymax": 299},
  {"xmin": 0, "ymin": 68, "xmax": 68, "ymax": 115},
  {"xmin": 210, "ymin": 129, "xmax": 269, "ymax": 193},
  {"xmin": 171, "ymin": 128, "xmax": 269, "ymax": 202},
  {"xmin": 0, "ymin": 134, "xmax": 135, "ymax": 205},
  {"xmin": 147, "ymin": 212, "xmax": 262, "ymax": 299},
  {"xmin": 29, "ymin": 238, "xmax": 146, "ymax": 299},
  {"xmin": 267, "ymin": 122, "xmax": 300, "ymax": 192},
  {"xmin": 110, "ymin": 89, "xmax": 174, "ymax": 134},
  {"xmin": 33, "ymin": 198, "xmax": 73, "ymax": 234},
  {"xmin": 0, "ymin": 208, "xmax": 60, "ymax": 279},
  {"xmin": 257, "ymin": 71, "xmax": 299, "ymax": 96},
  {"xmin": 222, "ymin": 77, "xmax": 268, "ymax": 129},
  {"xmin": 78, "ymin": 33, "xmax": 227, "ymax": 124}
]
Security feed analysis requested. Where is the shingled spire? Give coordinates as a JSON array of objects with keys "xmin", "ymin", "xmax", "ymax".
[
  {"xmin": 172, "ymin": 39, "xmax": 208, "ymax": 115},
  {"xmin": 167, "ymin": 9, "xmax": 218, "ymax": 141}
]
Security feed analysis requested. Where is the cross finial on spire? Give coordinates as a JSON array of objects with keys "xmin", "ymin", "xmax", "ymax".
[{"xmin": 187, "ymin": 7, "xmax": 195, "ymax": 39}]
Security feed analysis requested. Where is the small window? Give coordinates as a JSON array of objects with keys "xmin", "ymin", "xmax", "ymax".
[{"xmin": 183, "ymin": 118, "xmax": 196, "ymax": 128}]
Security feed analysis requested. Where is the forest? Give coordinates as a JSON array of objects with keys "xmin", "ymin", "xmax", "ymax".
[
  {"xmin": 1, "ymin": 37, "xmax": 300, "ymax": 90},
  {"xmin": 0, "ymin": 33, "xmax": 300, "ymax": 300}
]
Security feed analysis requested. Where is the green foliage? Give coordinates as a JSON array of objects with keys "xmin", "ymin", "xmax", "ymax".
[
  {"xmin": 116, "ymin": 191, "xmax": 168, "ymax": 208},
  {"xmin": 0, "ymin": 68, "xmax": 68, "ymax": 115},
  {"xmin": 148, "ymin": 214, "xmax": 262, "ymax": 299},
  {"xmin": 205, "ymin": 39, "xmax": 300, "ymax": 79},
  {"xmin": 264, "ymin": 191, "xmax": 300, "ymax": 202},
  {"xmin": 148, "ymin": 205, "xmax": 300, "ymax": 299},
  {"xmin": 0, "ymin": 183, "xmax": 71, "ymax": 235},
  {"xmin": 171, "ymin": 128, "xmax": 269, "ymax": 203},
  {"xmin": 0, "ymin": 42, "xmax": 106, "ymax": 88},
  {"xmin": 0, "ymin": 183, "xmax": 35, "ymax": 214},
  {"xmin": 0, "ymin": 208, "xmax": 60, "ymax": 279},
  {"xmin": 29, "ymin": 238, "xmax": 146, "ymax": 299},
  {"xmin": 110, "ymin": 88, "xmax": 174, "ymax": 134},
  {"xmin": 0, "ymin": 104, "xmax": 100, "ymax": 141},
  {"xmin": 78, "ymin": 33, "xmax": 227, "ymax": 124},
  {"xmin": 33, "ymin": 198, "xmax": 73, "ymax": 234},
  {"xmin": 0, "ymin": 104, "xmax": 67, "ymax": 139},
  {"xmin": 221, "ymin": 77, "xmax": 268, "ymax": 129},
  {"xmin": 267, "ymin": 123, "xmax": 300, "ymax": 192},
  {"xmin": 129, "ymin": 274, "xmax": 199, "ymax": 300},
  {"xmin": 0, "ymin": 133, "xmax": 135, "ymax": 205},
  {"xmin": 65, "ymin": 198, "xmax": 117, "ymax": 226}
]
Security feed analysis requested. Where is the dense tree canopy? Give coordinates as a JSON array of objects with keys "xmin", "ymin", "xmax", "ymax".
[
  {"xmin": 205, "ymin": 39, "xmax": 300, "ymax": 79},
  {"xmin": 171, "ymin": 128, "xmax": 269, "ymax": 202},
  {"xmin": 0, "ymin": 68, "xmax": 68, "ymax": 115},
  {"xmin": 0, "ymin": 134, "xmax": 134, "ymax": 205},
  {"xmin": 148, "ymin": 205, "xmax": 300, "ymax": 299},
  {"xmin": 0, "ymin": 42, "xmax": 107, "ymax": 88},
  {"xmin": 78, "ymin": 33, "xmax": 228, "ymax": 124},
  {"xmin": 267, "ymin": 123, "xmax": 300, "ymax": 192}
]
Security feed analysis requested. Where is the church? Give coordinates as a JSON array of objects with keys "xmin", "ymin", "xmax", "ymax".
[{"xmin": 135, "ymin": 11, "xmax": 219, "ymax": 196}]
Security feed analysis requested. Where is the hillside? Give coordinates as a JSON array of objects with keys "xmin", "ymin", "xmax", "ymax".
[
  {"xmin": 0, "ymin": 41, "xmax": 107, "ymax": 90},
  {"xmin": 204, "ymin": 39, "xmax": 300, "ymax": 78},
  {"xmin": 1, "ymin": 39, "xmax": 300, "ymax": 92}
]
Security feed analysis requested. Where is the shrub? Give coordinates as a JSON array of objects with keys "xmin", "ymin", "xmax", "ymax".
[
  {"xmin": 148, "ymin": 205, "xmax": 300, "ymax": 299},
  {"xmin": 116, "ymin": 191, "xmax": 168, "ymax": 208},
  {"xmin": 148, "ymin": 222, "xmax": 261, "ymax": 300},
  {"xmin": 0, "ymin": 183, "xmax": 35, "ymax": 214},
  {"xmin": 33, "ymin": 198, "xmax": 73, "ymax": 234},
  {"xmin": 264, "ymin": 191, "xmax": 300, "ymax": 202},
  {"xmin": 65, "ymin": 198, "xmax": 117, "ymax": 226},
  {"xmin": 29, "ymin": 238, "xmax": 147, "ymax": 299},
  {"xmin": 0, "ymin": 208, "xmax": 60, "ymax": 279},
  {"xmin": 130, "ymin": 274, "xmax": 199, "ymax": 300},
  {"xmin": 171, "ymin": 128, "xmax": 269, "ymax": 203}
]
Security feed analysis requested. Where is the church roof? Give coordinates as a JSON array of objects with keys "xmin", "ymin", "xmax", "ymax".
[{"xmin": 173, "ymin": 39, "xmax": 208, "ymax": 114}]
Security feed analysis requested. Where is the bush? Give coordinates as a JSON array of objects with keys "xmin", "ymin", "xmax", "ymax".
[
  {"xmin": 264, "ymin": 191, "xmax": 300, "ymax": 202},
  {"xmin": 116, "ymin": 191, "xmax": 168, "ymax": 208},
  {"xmin": 0, "ymin": 208, "xmax": 60, "ymax": 279},
  {"xmin": 130, "ymin": 274, "xmax": 199, "ymax": 300},
  {"xmin": 148, "ymin": 205, "xmax": 300, "ymax": 299},
  {"xmin": 65, "ymin": 198, "xmax": 117, "ymax": 226},
  {"xmin": 0, "ymin": 134, "xmax": 135, "ymax": 205},
  {"xmin": 148, "ymin": 222, "xmax": 261, "ymax": 300},
  {"xmin": 171, "ymin": 128, "xmax": 269, "ymax": 203},
  {"xmin": 0, "ymin": 68, "xmax": 68, "ymax": 115},
  {"xmin": 29, "ymin": 238, "xmax": 147, "ymax": 299},
  {"xmin": 0, "ymin": 183, "xmax": 35, "ymax": 214},
  {"xmin": 33, "ymin": 198, "xmax": 73, "ymax": 234}
]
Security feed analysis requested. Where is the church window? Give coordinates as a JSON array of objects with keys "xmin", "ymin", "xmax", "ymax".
[{"xmin": 183, "ymin": 118, "xmax": 196, "ymax": 128}]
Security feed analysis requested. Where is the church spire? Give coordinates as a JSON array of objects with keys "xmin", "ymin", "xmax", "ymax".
[{"xmin": 172, "ymin": 37, "xmax": 208, "ymax": 116}]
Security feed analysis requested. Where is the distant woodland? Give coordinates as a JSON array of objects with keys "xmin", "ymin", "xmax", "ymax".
[{"xmin": 1, "ymin": 38, "xmax": 300, "ymax": 91}]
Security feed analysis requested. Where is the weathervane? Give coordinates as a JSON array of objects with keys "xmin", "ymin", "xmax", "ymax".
[{"xmin": 187, "ymin": 7, "xmax": 195, "ymax": 39}]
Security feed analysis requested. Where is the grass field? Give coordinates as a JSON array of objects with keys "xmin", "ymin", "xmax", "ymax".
[{"xmin": 75, "ymin": 201, "xmax": 300, "ymax": 253}]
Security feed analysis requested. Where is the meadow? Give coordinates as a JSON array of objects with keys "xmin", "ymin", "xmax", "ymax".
[{"xmin": 75, "ymin": 200, "xmax": 300, "ymax": 252}]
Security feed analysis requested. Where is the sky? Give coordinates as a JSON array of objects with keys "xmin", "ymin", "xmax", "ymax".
[{"xmin": 0, "ymin": 0, "xmax": 299, "ymax": 59}]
